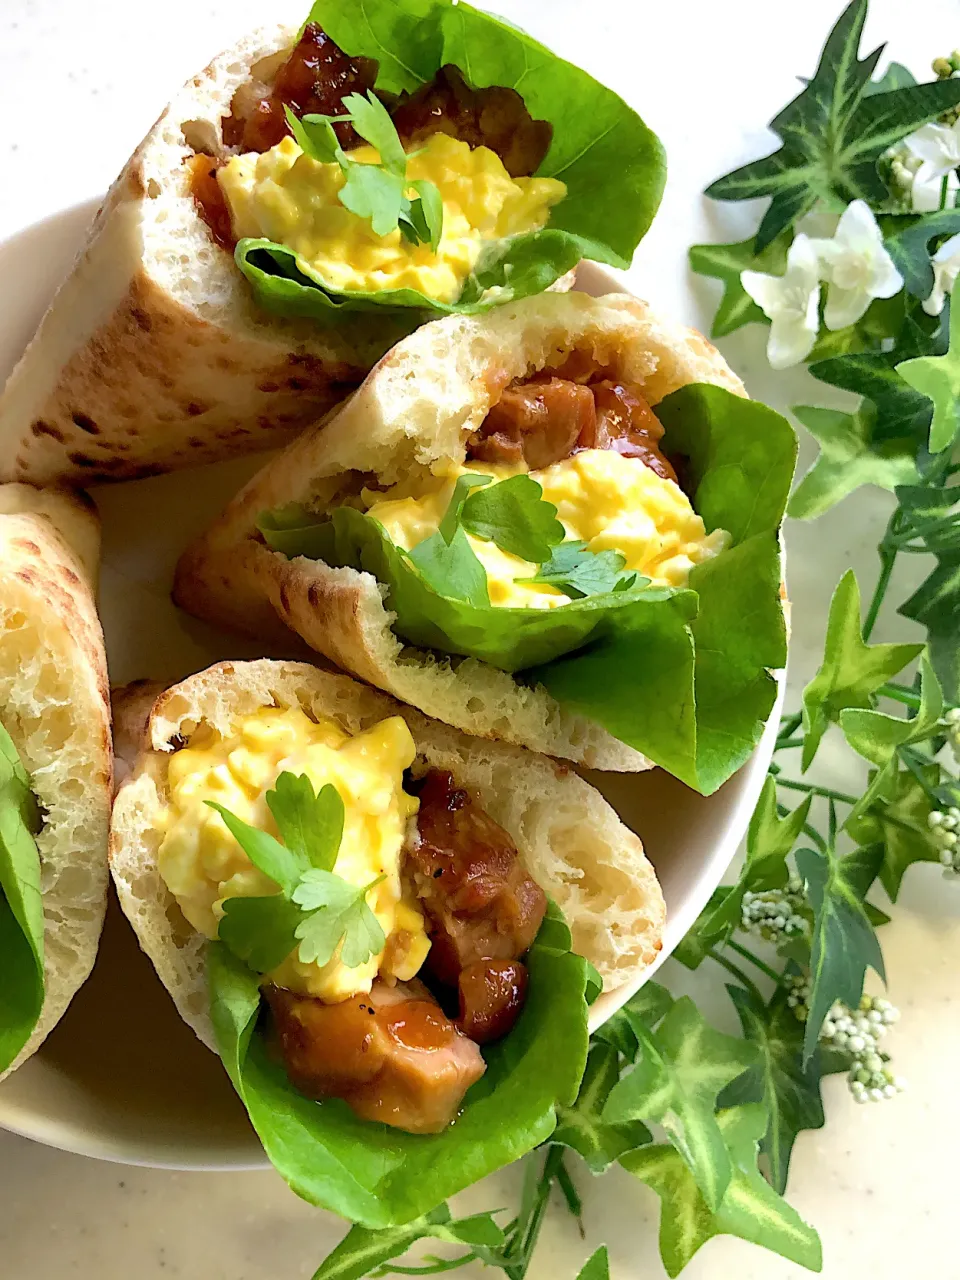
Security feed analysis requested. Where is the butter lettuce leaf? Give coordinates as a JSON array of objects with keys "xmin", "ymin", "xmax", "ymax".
[
  {"xmin": 262, "ymin": 385, "xmax": 795, "ymax": 794},
  {"xmin": 235, "ymin": 0, "xmax": 665, "ymax": 320},
  {"xmin": 207, "ymin": 910, "xmax": 589, "ymax": 1229},
  {"xmin": 0, "ymin": 720, "xmax": 45, "ymax": 1073}
]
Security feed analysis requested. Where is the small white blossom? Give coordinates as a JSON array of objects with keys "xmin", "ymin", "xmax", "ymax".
[
  {"xmin": 785, "ymin": 980, "xmax": 905, "ymax": 1105},
  {"xmin": 929, "ymin": 804, "xmax": 960, "ymax": 875},
  {"xmin": 741, "ymin": 875, "xmax": 809, "ymax": 943},
  {"xmin": 904, "ymin": 119, "xmax": 960, "ymax": 186},
  {"xmin": 922, "ymin": 233, "xmax": 960, "ymax": 316},
  {"xmin": 809, "ymin": 201, "xmax": 904, "ymax": 330},
  {"xmin": 795, "ymin": 207, "xmax": 840, "ymax": 239},
  {"xmin": 741, "ymin": 234, "xmax": 821, "ymax": 369}
]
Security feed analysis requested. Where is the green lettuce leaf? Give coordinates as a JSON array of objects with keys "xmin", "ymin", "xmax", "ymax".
[
  {"xmin": 0, "ymin": 721, "xmax": 45, "ymax": 1073},
  {"xmin": 234, "ymin": 0, "xmax": 665, "ymax": 320},
  {"xmin": 261, "ymin": 384, "xmax": 795, "ymax": 794},
  {"xmin": 207, "ymin": 910, "xmax": 589, "ymax": 1229}
]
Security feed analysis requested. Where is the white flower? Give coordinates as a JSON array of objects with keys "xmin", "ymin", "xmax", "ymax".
[
  {"xmin": 795, "ymin": 207, "xmax": 840, "ymax": 239},
  {"xmin": 810, "ymin": 201, "xmax": 904, "ymax": 330},
  {"xmin": 741, "ymin": 234, "xmax": 821, "ymax": 369},
  {"xmin": 886, "ymin": 140, "xmax": 959, "ymax": 211},
  {"xmin": 904, "ymin": 119, "xmax": 960, "ymax": 186},
  {"xmin": 923, "ymin": 232, "xmax": 960, "ymax": 315}
]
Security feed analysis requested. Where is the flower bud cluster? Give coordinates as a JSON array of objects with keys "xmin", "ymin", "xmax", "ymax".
[
  {"xmin": 784, "ymin": 978, "xmax": 906, "ymax": 1104},
  {"xmin": 741, "ymin": 875, "xmax": 809, "ymax": 942},
  {"xmin": 928, "ymin": 805, "xmax": 960, "ymax": 876},
  {"xmin": 884, "ymin": 145, "xmax": 924, "ymax": 204},
  {"xmin": 934, "ymin": 53, "xmax": 960, "ymax": 123}
]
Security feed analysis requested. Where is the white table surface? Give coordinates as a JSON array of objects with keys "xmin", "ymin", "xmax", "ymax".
[{"xmin": 2, "ymin": 1, "xmax": 959, "ymax": 1276}]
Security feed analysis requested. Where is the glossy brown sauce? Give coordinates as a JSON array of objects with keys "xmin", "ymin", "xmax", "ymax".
[
  {"xmin": 189, "ymin": 25, "xmax": 552, "ymax": 248},
  {"xmin": 468, "ymin": 355, "xmax": 679, "ymax": 483}
]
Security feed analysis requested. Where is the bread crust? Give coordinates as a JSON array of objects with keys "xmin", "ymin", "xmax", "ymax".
[
  {"xmin": 0, "ymin": 25, "xmax": 391, "ymax": 486},
  {"xmin": 109, "ymin": 660, "xmax": 664, "ymax": 1049},
  {"xmin": 0, "ymin": 485, "xmax": 111, "ymax": 1079},
  {"xmin": 175, "ymin": 291, "xmax": 745, "ymax": 768}
]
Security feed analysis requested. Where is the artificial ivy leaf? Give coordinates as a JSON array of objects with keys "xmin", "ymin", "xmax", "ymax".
[
  {"xmin": 292, "ymin": 871, "xmax": 386, "ymax": 968},
  {"xmin": 842, "ymin": 757, "xmax": 899, "ymax": 830},
  {"xmin": 310, "ymin": 1204, "xmax": 503, "ymax": 1280},
  {"xmin": 688, "ymin": 235, "xmax": 790, "ymax": 338},
  {"xmin": 266, "ymin": 774, "xmax": 344, "ymax": 874},
  {"xmin": 460, "ymin": 474, "xmax": 565, "ymax": 563},
  {"xmin": 699, "ymin": 778, "xmax": 812, "ymax": 944},
  {"xmin": 552, "ymin": 1043, "xmax": 652, "ymax": 1173},
  {"xmin": 670, "ymin": 887, "xmax": 732, "ymax": 971},
  {"xmin": 218, "ymin": 894, "xmax": 305, "ymax": 974},
  {"xmin": 800, "ymin": 570, "xmax": 923, "ymax": 769},
  {"xmin": 602, "ymin": 997, "xmax": 758, "ymax": 1210},
  {"xmin": 847, "ymin": 765, "xmax": 938, "ymax": 901},
  {"xmin": 809, "ymin": 351, "xmax": 934, "ymax": 446},
  {"xmin": 575, "ymin": 1246, "xmax": 610, "ymax": 1280},
  {"xmin": 718, "ymin": 985, "xmax": 827, "ymax": 1194},
  {"xmin": 408, "ymin": 525, "xmax": 490, "ymax": 607},
  {"xmin": 621, "ymin": 1105, "xmax": 822, "ymax": 1277},
  {"xmin": 521, "ymin": 540, "xmax": 637, "ymax": 598},
  {"xmin": 204, "ymin": 801, "xmax": 307, "ymax": 898},
  {"xmin": 840, "ymin": 653, "xmax": 943, "ymax": 767},
  {"xmin": 900, "ymin": 553, "xmax": 960, "ymax": 701},
  {"xmin": 787, "ymin": 404, "xmax": 919, "ymax": 520},
  {"xmin": 897, "ymin": 295, "xmax": 960, "ymax": 453},
  {"xmin": 593, "ymin": 981, "xmax": 675, "ymax": 1058},
  {"xmin": 795, "ymin": 843, "xmax": 886, "ymax": 1063},
  {"xmin": 866, "ymin": 61, "xmax": 917, "ymax": 95},
  {"xmin": 704, "ymin": 0, "xmax": 960, "ymax": 249},
  {"xmin": 895, "ymin": 481, "xmax": 960, "ymax": 555},
  {"xmin": 885, "ymin": 210, "xmax": 960, "ymax": 299}
]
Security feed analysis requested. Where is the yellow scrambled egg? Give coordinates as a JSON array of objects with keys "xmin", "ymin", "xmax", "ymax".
[
  {"xmin": 155, "ymin": 705, "xmax": 430, "ymax": 1002},
  {"xmin": 217, "ymin": 132, "xmax": 566, "ymax": 303},
  {"xmin": 364, "ymin": 451, "xmax": 729, "ymax": 608}
]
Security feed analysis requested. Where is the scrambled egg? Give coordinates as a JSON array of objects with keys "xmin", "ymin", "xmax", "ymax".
[
  {"xmin": 364, "ymin": 451, "xmax": 729, "ymax": 608},
  {"xmin": 155, "ymin": 705, "xmax": 430, "ymax": 1002},
  {"xmin": 218, "ymin": 132, "xmax": 566, "ymax": 303}
]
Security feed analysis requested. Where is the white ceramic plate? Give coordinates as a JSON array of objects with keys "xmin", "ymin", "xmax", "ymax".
[{"xmin": 0, "ymin": 200, "xmax": 782, "ymax": 1170}]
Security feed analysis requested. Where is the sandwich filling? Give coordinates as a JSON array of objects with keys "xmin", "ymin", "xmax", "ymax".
[
  {"xmin": 217, "ymin": 132, "xmax": 565, "ymax": 304},
  {"xmin": 363, "ymin": 364, "xmax": 728, "ymax": 607},
  {"xmin": 154, "ymin": 704, "xmax": 547, "ymax": 1133},
  {"xmin": 190, "ymin": 22, "xmax": 566, "ymax": 304}
]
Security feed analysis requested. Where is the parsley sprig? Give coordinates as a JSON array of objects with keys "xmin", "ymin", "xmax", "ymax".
[
  {"xmin": 406, "ymin": 472, "xmax": 641, "ymax": 604},
  {"xmin": 285, "ymin": 92, "xmax": 443, "ymax": 250},
  {"xmin": 208, "ymin": 772, "xmax": 385, "ymax": 975}
]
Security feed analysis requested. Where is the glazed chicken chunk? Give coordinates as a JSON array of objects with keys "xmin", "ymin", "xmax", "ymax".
[{"xmin": 266, "ymin": 979, "xmax": 485, "ymax": 1134}]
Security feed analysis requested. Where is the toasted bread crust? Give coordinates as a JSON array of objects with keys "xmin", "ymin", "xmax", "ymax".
[
  {"xmin": 0, "ymin": 485, "xmax": 111, "ymax": 1079},
  {"xmin": 0, "ymin": 25, "xmax": 383, "ymax": 486}
]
